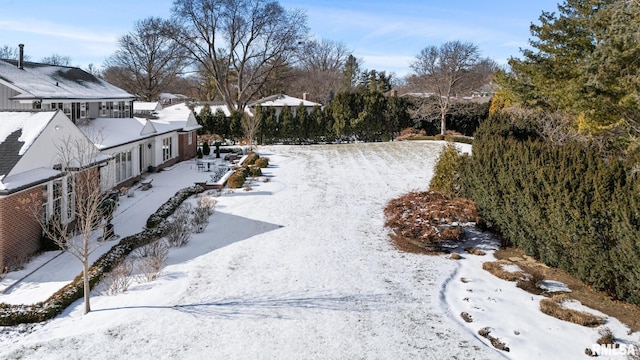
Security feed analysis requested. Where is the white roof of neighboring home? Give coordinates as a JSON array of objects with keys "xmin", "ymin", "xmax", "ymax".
[
  {"xmin": 249, "ymin": 94, "xmax": 321, "ymax": 108},
  {"xmin": 192, "ymin": 103, "xmax": 253, "ymax": 117},
  {"xmin": 0, "ymin": 59, "xmax": 134, "ymax": 101},
  {"xmin": 133, "ymin": 101, "xmax": 162, "ymax": 112}
]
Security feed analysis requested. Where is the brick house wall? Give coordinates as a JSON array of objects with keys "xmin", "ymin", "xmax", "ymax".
[
  {"xmin": 0, "ymin": 187, "xmax": 42, "ymax": 270},
  {"xmin": 178, "ymin": 131, "xmax": 197, "ymax": 161}
]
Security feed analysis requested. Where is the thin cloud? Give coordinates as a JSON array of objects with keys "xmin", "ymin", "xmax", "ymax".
[{"xmin": 0, "ymin": 19, "xmax": 117, "ymax": 44}]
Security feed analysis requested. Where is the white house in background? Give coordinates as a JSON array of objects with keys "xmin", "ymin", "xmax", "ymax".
[
  {"xmin": 0, "ymin": 47, "xmax": 135, "ymax": 123},
  {"xmin": 160, "ymin": 93, "xmax": 188, "ymax": 105},
  {"xmin": 133, "ymin": 101, "xmax": 162, "ymax": 116},
  {"xmin": 248, "ymin": 94, "xmax": 322, "ymax": 117},
  {"xmin": 0, "ymin": 110, "xmax": 105, "ymax": 270}
]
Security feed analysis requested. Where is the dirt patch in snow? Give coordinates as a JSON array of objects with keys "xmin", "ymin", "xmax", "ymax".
[{"xmin": 495, "ymin": 247, "xmax": 640, "ymax": 332}]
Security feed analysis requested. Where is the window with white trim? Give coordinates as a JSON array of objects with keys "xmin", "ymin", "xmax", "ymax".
[
  {"xmin": 52, "ymin": 179, "xmax": 63, "ymax": 221},
  {"xmin": 114, "ymin": 150, "xmax": 133, "ymax": 183},
  {"xmin": 42, "ymin": 176, "xmax": 76, "ymax": 224},
  {"xmin": 162, "ymin": 137, "xmax": 173, "ymax": 162}
]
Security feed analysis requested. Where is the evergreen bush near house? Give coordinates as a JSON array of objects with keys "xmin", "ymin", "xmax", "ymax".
[
  {"xmin": 227, "ymin": 168, "xmax": 247, "ymax": 188},
  {"xmin": 202, "ymin": 142, "xmax": 211, "ymax": 156},
  {"xmin": 196, "ymin": 147, "xmax": 203, "ymax": 159},
  {"xmin": 255, "ymin": 157, "xmax": 269, "ymax": 168},
  {"xmin": 460, "ymin": 114, "xmax": 640, "ymax": 305},
  {"xmin": 244, "ymin": 151, "xmax": 259, "ymax": 165},
  {"xmin": 248, "ymin": 165, "xmax": 262, "ymax": 177}
]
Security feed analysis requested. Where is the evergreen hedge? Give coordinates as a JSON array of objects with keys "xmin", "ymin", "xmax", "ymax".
[{"xmin": 460, "ymin": 115, "xmax": 640, "ymax": 304}]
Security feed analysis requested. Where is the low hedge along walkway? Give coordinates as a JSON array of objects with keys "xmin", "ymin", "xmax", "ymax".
[{"xmin": 0, "ymin": 185, "xmax": 205, "ymax": 326}]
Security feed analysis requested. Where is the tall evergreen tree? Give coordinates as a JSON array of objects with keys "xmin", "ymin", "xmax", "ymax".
[{"xmin": 501, "ymin": 0, "xmax": 640, "ymax": 135}]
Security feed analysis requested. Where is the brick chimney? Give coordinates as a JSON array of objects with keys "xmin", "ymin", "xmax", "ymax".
[
  {"xmin": 302, "ymin": 92, "xmax": 308, "ymax": 101},
  {"xmin": 18, "ymin": 44, "xmax": 24, "ymax": 69}
]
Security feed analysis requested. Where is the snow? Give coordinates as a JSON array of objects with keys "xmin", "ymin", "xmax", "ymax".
[
  {"xmin": 500, "ymin": 263, "xmax": 522, "ymax": 273},
  {"xmin": 0, "ymin": 111, "xmax": 55, "ymax": 156},
  {"xmin": 0, "ymin": 167, "xmax": 61, "ymax": 192},
  {"xmin": 79, "ymin": 104, "xmax": 199, "ymax": 149},
  {"xmin": 0, "ymin": 141, "xmax": 637, "ymax": 359},
  {"xmin": 539, "ymin": 280, "xmax": 572, "ymax": 293},
  {"xmin": 0, "ymin": 60, "xmax": 133, "ymax": 100}
]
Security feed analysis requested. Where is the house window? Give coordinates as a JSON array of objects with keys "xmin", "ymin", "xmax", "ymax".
[
  {"xmin": 52, "ymin": 179, "xmax": 63, "ymax": 221},
  {"xmin": 41, "ymin": 176, "xmax": 75, "ymax": 224},
  {"xmin": 66, "ymin": 175, "xmax": 76, "ymax": 221},
  {"xmin": 162, "ymin": 137, "xmax": 173, "ymax": 162},
  {"xmin": 114, "ymin": 150, "xmax": 133, "ymax": 183},
  {"xmin": 188, "ymin": 131, "xmax": 193, "ymax": 145},
  {"xmin": 118, "ymin": 101, "xmax": 131, "ymax": 118},
  {"xmin": 80, "ymin": 103, "xmax": 86, "ymax": 119},
  {"xmin": 62, "ymin": 103, "xmax": 71, "ymax": 117}
]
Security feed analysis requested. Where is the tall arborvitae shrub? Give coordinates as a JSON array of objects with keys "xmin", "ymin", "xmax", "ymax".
[
  {"xmin": 460, "ymin": 114, "xmax": 640, "ymax": 304},
  {"xmin": 429, "ymin": 143, "xmax": 465, "ymax": 197}
]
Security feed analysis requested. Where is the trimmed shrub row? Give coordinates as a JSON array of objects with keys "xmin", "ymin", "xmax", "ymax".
[
  {"xmin": 227, "ymin": 152, "xmax": 268, "ymax": 188},
  {"xmin": 458, "ymin": 114, "xmax": 640, "ymax": 305},
  {"xmin": 0, "ymin": 185, "xmax": 205, "ymax": 325},
  {"xmin": 146, "ymin": 186, "xmax": 204, "ymax": 228},
  {"xmin": 243, "ymin": 152, "xmax": 260, "ymax": 166}
]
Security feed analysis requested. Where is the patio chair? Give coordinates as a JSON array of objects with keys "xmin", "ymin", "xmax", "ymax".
[{"xmin": 197, "ymin": 161, "xmax": 205, "ymax": 171}]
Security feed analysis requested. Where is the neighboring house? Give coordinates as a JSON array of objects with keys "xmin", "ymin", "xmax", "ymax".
[
  {"xmin": 133, "ymin": 101, "xmax": 162, "ymax": 116},
  {"xmin": 248, "ymin": 94, "xmax": 322, "ymax": 117},
  {"xmin": 0, "ymin": 55, "xmax": 135, "ymax": 123},
  {"xmin": 160, "ymin": 93, "xmax": 189, "ymax": 106},
  {"xmin": 0, "ymin": 110, "xmax": 104, "ymax": 270}
]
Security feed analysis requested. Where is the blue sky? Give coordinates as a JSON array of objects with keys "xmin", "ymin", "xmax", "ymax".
[{"xmin": 0, "ymin": 0, "xmax": 561, "ymax": 77}]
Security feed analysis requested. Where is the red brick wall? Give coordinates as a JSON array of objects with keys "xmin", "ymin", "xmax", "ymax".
[
  {"xmin": 0, "ymin": 187, "xmax": 42, "ymax": 270},
  {"xmin": 178, "ymin": 131, "xmax": 197, "ymax": 161}
]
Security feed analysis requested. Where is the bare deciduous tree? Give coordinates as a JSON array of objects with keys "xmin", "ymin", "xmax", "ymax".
[
  {"xmin": 287, "ymin": 38, "xmax": 351, "ymax": 103},
  {"xmin": 104, "ymin": 17, "xmax": 189, "ymax": 101},
  {"xmin": 36, "ymin": 134, "xmax": 112, "ymax": 315},
  {"xmin": 241, "ymin": 112, "xmax": 261, "ymax": 150},
  {"xmin": 41, "ymin": 54, "xmax": 72, "ymax": 66},
  {"xmin": 0, "ymin": 44, "xmax": 30, "ymax": 61},
  {"xmin": 169, "ymin": 0, "xmax": 308, "ymax": 113},
  {"xmin": 410, "ymin": 41, "xmax": 482, "ymax": 135}
]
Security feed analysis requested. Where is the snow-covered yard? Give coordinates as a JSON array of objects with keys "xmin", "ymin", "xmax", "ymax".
[{"xmin": 0, "ymin": 141, "xmax": 637, "ymax": 359}]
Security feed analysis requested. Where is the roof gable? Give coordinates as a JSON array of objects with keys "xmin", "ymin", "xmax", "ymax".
[
  {"xmin": 0, "ymin": 111, "xmax": 55, "ymax": 179},
  {"xmin": 0, "ymin": 129, "xmax": 24, "ymax": 178}
]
